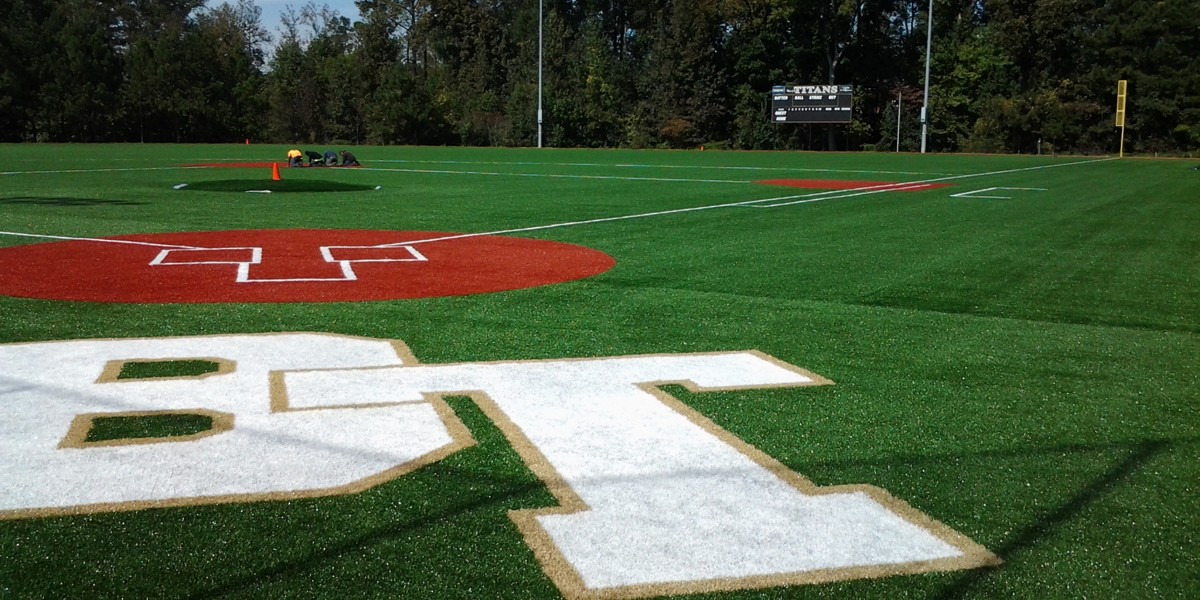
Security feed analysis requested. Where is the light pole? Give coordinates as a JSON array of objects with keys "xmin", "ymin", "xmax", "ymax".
[
  {"xmin": 537, "ymin": 0, "xmax": 543, "ymax": 148},
  {"xmin": 920, "ymin": 0, "xmax": 932, "ymax": 153}
]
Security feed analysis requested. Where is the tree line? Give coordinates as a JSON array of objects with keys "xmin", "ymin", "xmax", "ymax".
[{"xmin": 1, "ymin": 0, "xmax": 1196, "ymax": 154}]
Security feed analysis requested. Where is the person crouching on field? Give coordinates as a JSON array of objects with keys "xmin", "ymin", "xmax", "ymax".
[
  {"xmin": 287, "ymin": 148, "xmax": 303, "ymax": 167},
  {"xmin": 339, "ymin": 150, "xmax": 360, "ymax": 166},
  {"xmin": 305, "ymin": 150, "xmax": 324, "ymax": 166},
  {"xmin": 324, "ymin": 150, "xmax": 338, "ymax": 166}
]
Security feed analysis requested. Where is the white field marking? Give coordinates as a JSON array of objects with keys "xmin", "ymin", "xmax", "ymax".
[
  {"xmin": 373, "ymin": 191, "xmax": 836, "ymax": 248},
  {"xmin": 149, "ymin": 247, "xmax": 263, "ymax": 267},
  {"xmin": 1, "ymin": 166, "xmax": 206, "ymax": 176},
  {"xmin": 234, "ymin": 260, "xmax": 356, "ymax": 283},
  {"xmin": 377, "ymin": 157, "xmax": 1114, "ymax": 248},
  {"xmin": 360, "ymin": 166, "xmax": 750, "ymax": 185},
  {"xmin": 0, "ymin": 231, "xmax": 202, "ymax": 250},
  {"xmin": 368, "ymin": 158, "xmax": 952, "ymax": 177},
  {"xmin": 320, "ymin": 245, "xmax": 428, "ymax": 264},
  {"xmin": 753, "ymin": 162, "xmax": 1094, "ymax": 208},
  {"xmin": 149, "ymin": 245, "xmax": 427, "ymax": 283},
  {"xmin": 8, "ymin": 157, "xmax": 221, "ymax": 163},
  {"xmin": 750, "ymin": 183, "xmax": 940, "ymax": 208},
  {"xmin": 949, "ymin": 187, "xmax": 1048, "ymax": 199}
]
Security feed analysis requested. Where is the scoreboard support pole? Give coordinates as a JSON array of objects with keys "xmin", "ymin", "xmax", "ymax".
[
  {"xmin": 537, "ymin": 0, "xmax": 544, "ymax": 149},
  {"xmin": 920, "ymin": 0, "xmax": 933, "ymax": 153}
]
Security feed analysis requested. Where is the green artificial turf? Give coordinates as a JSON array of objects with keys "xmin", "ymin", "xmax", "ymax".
[
  {"xmin": 116, "ymin": 359, "xmax": 222, "ymax": 379},
  {"xmin": 0, "ymin": 144, "xmax": 1197, "ymax": 599},
  {"xmin": 180, "ymin": 179, "xmax": 379, "ymax": 193},
  {"xmin": 84, "ymin": 413, "xmax": 216, "ymax": 443}
]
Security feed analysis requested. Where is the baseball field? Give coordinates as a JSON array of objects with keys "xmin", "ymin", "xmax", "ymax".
[{"xmin": 0, "ymin": 144, "xmax": 1196, "ymax": 599}]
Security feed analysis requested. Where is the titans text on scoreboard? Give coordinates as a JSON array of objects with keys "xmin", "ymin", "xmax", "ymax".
[{"xmin": 771, "ymin": 85, "xmax": 853, "ymax": 124}]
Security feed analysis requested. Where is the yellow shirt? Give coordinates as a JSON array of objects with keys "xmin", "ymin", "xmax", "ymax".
[{"xmin": 287, "ymin": 149, "xmax": 302, "ymax": 159}]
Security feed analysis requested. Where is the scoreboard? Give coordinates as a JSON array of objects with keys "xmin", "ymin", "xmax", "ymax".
[{"xmin": 770, "ymin": 85, "xmax": 853, "ymax": 124}]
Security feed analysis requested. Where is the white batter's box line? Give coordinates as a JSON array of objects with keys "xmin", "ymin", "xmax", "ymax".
[
  {"xmin": 320, "ymin": 245, "xmax": 428, "ymax": 264},
  {"xmin": 148, "ymin": 245, "xmax": 428, "ymax": 284},
  {"xmin": 949, "ymin": 187, "xmax": 1048, "ymax": 199},
  {"xmin": 150, "ymin": 246, "xmax": 262, "ymax": 266}
]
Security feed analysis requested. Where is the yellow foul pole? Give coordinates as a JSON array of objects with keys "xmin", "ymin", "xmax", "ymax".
[{"xmin": 1115, "ymin": 80, "xmax": 1128, "ymax": 158}]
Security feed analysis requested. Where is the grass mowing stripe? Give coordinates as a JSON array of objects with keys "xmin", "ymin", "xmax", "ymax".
[
  {"xmin": 368, "ymin": 158, "xmax": 956, "ymax": 176},
  {"xmin": 360, "ymin": 165, "xmax": 753, "ymax": 184}
]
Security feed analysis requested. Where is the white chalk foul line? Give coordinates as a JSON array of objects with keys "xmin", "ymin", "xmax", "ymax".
[
  {"xmin": 380, "ymin": 157, "xmax": 1115, "ymax": 247},
  {"xmin": 378, "ymin": 187, "xmax": 904, "ymax": 247},
  {"xmin": 949, "ymin": 187, "xmax": 1049, "ymax": 199},
  {"xmin": 750, "ymin": 183, "xmax": 941, "ymax": 208},
  {"xmin": 0, "ymin": 231, "xmax": 202, "ymax": 250},
  {"xmin": 1, "ymin": 166, "xmax": 205, "ymax": 176}
]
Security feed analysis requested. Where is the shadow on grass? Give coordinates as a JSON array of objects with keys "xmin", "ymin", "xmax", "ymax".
[
  {"xmin": 0, "ymin": 197, "xmax": 145, "ymax": 206},
  {"xmin": 180, "ymin": 180, "xmax": 378, "ymax": 193},
  {"xmin": 182, "ymin": 476, "xmax": 547, "ymax": 600},
  {"xmin": 932, "ymin": 439, "xmax": 1172, "ymax": 599}
]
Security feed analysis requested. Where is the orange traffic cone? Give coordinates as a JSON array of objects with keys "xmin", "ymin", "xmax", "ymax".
[{"xmin": 271, "ymin": 162, "xmax": 281, "ymax": 181}]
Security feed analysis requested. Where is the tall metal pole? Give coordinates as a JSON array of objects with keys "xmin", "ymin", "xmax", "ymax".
[
  {"xmin": 537, "ymin": 0, "xmax": 544, "ymax": 148},
  {"xmin": 896, "ymin": 90, "xmax": 902, "ymax": 152},
  {"xmin": 920, "ymin": 0, "xmax": 933, "ymax": 153}
]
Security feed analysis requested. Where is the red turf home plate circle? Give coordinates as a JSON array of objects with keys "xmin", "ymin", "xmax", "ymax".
[{"xmin": 0, "ymin": 230, "xmax": 615, "ymax": 303}]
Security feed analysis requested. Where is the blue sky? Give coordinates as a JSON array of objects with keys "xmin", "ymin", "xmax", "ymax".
[
  {"xmin": 211, "ymin": 1, "xmax": 363, "ymax": 36},
  {"xmin": 262, "ymin": 1, "xmax": 361, "ymax": 32}
]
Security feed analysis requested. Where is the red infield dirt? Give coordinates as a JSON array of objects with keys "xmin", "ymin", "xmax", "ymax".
[
  {"xmin": 755, "ymin": 179, "xmax": 951, "ymax": 191},
  {"xmin": 0, "ymin": 230, "xmax": 615, "ymax": 303}
]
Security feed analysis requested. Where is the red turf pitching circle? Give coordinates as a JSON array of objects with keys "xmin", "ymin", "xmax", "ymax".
[{"xmin": 0, "ymin": 230, "xmax": 616, "ymax": 303}]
